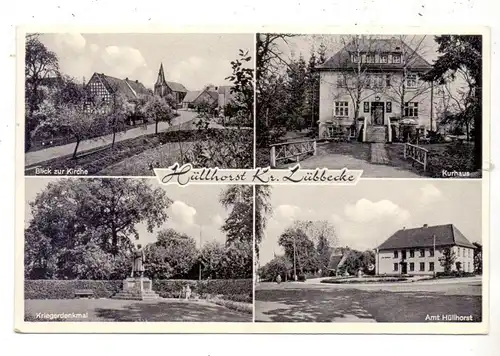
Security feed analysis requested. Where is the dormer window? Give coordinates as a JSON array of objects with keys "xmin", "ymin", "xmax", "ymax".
[
  {"xmin": 406, "ymin": 73, "xmax": 418, "ymax": 88},
  {"xmin": 393, "ymin": 54, "xmax": 402, "ymax": 63},
  {"xmin": 366, "ymin": 54, "xmax": 375, "ymax": 63},
  {"xmin": 351, "ymin": 54, "xmax": 359, "ymax": 63},
  {"xmin": 380, "ymin": 54, "xmax": 388, "ymax": 63}
]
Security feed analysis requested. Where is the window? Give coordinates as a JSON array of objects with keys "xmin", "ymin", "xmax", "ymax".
[
  {"xmin": 373, "ymin": 75, "xmax": 384, "ymax": 88},
  {"xmin": 468, "ymin": 249, "xmax": 471, "ymax": 258},
  {"xmin": 386, "ymin": 101, "xmax": 392, "ymax": 113},
  {"xmin": 366, "ymin": 54, "xmax": 375, "ymax": 63},
  {"xmin": 419, "ymin": 262, "xmax": 425, "ymax": 271},
  {"xmin": 429, "ymin": 249, "xmax": 434, "ymax": 257},
  {"xmin": 380, "ymin": 54, "xmax": 388, "ymax": 63},
  {"xmin": 385, "ymin": 74, "xmax": 391, "ymax": 87},
  {"xmin": 337, "ymin": 77, "xmax": 345, "ymax": 88},
  {"xmin": 393, "ymin": 54, "xmax": 401, "ymax": 63},
  {"xmin": 463, "ymin": 249, "xmax": 466, "ymax": 257},
  {"xmin": 334, "ymin": 101, "xmax": 349, "ymax": 116},
  {"xmin": 352, "ymin": 54, "xmax": 359, "ymax": 63},
  {"xmin": 406, "ymin": 73, "xmax": 418, "ymax": 88},
  {"xmin": 419, "ymin": 249, "xmax": 425, "ymax": 257},
  {"xmin": 409, "ymin": 262, "xmax": 415, "ymax": 272},
  {"xmin": 402, "ymin": 250, "xmax": 407, "ymax": 259},
  {"xmin": 467, "ymin": 262, "xmax": 471, "ymax": 272},
  {"xmin": 393, "ymin": 263, "xmax": 399, "ymax": 272},
  {"xmin": 409, "ymin": 249, "xmax": 415, "ymax": 258},
  {"xmin": 349, "ymin": 125, "xmax": 356, "ymax": 138},
  {"xmin": 393, "ymin": 250, "xmax": 399, "ymax": 258},
  {"xmin": 429, "ymin": 262, "xmax": 435, "ymax": 272},
  {"xmin": 363, "ymin": 102, "xmax": 370, "ymax": 113},
  {"xmin": 457, "ymin": 247, "xmax": 460, "ymax": 256},
  {"xmin": 404, "ymin": 102, "xmax": 419, "ymax": 117}
]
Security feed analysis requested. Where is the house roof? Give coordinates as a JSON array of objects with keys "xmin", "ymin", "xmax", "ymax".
[
  {"xmin": 317, "ymin": 38, "xmax": 432, "ymax": 72},
  {"xmin": 92, "ymin": 73, "xmax": 151, "ymax": 100},
  {"xmin": 182, "ymin": 91, "xmax": 202, "ymax": 103},
  {"xmin": 329, "ymin": 255, "xmax": 344, "ymax": 270},
  {"xmin": 377, "ymin": 224, "xmax": 476, "ymax": 250},
  {"xmin": 206, "ymin": 90, "xmax": 219, "ymax": 101},
  {"xmin": 166, "ymin": 81, "xmax": 188, "ymax": 93}
]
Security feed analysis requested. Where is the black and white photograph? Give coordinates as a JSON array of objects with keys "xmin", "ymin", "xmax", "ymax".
[
  {"xmin": 23, "ymin": 178, "xmax": 253, "ymax": 322},
  {"xmin": 255, "ymin": 181, "xmax": 483, "ymax": 322},
  {"xmin": 256, "ymin": 34, "xmax": 483, "ymax": 178},
  {"xmin": 24, "ymin": 33, "xmax": 254, "ymax": 176}
]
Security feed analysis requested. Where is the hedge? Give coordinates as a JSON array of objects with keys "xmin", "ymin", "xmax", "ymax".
[
  {"xmin": 25, "ymin": 280, "xmax": 123, "ymax": 299},
  {"xmin": 25, "ymin": 279, "xmax": 253, "ymax": 300}
]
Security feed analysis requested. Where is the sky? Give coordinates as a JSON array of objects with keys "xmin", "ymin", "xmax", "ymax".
[
  {"xmin": 260, "ymin": 180, "xmax": 482, "ymax": 265},
  {"xmin": 38, "ymin": 33, "xmax": 254, "ymax": 91},
  {"xmin": 24, "ymin": 178, "xmax": 232, "ymax": 248}
]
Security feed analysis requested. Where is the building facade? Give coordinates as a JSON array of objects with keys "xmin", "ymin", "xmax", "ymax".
[
  {"xmin": 153, "ymin": 63, "xmax": 188, "ymax": 104},
  {"xmin": 317, "ymin": 38, "xmax": 434, "ymax": 142},
  {"xmin": 376, "ymin": 223, "xmax": 476, "ymax": 275}
]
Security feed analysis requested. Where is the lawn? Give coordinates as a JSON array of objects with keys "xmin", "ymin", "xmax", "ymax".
[
  {"xmin": 255, "ymin": 287, "xmax": 482, "ymax": 322},
  {"xmin": 25, "ymin": 298, "xmax": 252, "ymax": 322},
  {"xmin": 385, "ymin": 142, "xmax": 480, "ymax": 178}
]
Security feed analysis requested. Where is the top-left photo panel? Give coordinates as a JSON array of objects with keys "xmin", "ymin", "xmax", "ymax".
[{"xmin": 22, "ymin": 32, "xmax": 255, "ymax": 176}]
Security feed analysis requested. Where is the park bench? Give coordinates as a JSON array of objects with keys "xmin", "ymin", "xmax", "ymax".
[
  {"xmin": 74, "ymin": 289, "xmax": 94, "ymax": 299},
  {"xmin": 270, "ymin": 139, "xmax": 317, "ymax": 167},
  {"xmin": 403, "ymin": 143, "xmax": 429, "ymax": 172}
]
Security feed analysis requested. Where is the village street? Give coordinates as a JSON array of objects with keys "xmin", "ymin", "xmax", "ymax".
[
  {"xmin": 255, "ymin": 277, "xmax": 482, "ymax": 322},
  {"xmin": 25, "ymin": 109, "xmax": 199, "ymax": 167}
]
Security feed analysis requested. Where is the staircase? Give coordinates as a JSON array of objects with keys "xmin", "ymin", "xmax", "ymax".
[{"xmin": 365, "ymin": 126, "xmax": 387, "ymax": 143}]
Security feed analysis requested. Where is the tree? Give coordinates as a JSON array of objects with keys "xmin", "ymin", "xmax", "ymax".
[
  {"xmin": 105, "ymin": 92, "xmax": 130, "ymax": 148},
  {"xmin": 292, "ymin": 220, "xmax": 338, "ymax": 247},
  {"xmin": 199, "ymin": 241, "xmax": 227, "ymax": 279},
  {"xmin": 225, "ymin": 49, "xmax": 254, "ymax": 127},
  {"xmin": 473, "ymin": 242, "xmax": 482, "ymax": 274},
  {"xmin": 259, "ymin": 255, "xmax": 292, "ymax": 281},
  {"xmin": 25, "ymin": 179, "xmax": 172, "ymax": 279},
  {"xmin": 278, "ymin": 227, "xmax": 317, "ymax": 274},
  {"xmin": 199, "ymin": 240, "xmax": 252, "ymax": 279},
  {"xmin": 144, "ymin": 229, "xmax": 198, "ymax": 279},
  {"xmin": 25, "ymin": 33, "xmax": 59, "ymax": 151},
  {"xmin": 34, "ymin": 102, "xmax": 108, "ymax": 159},
  {"xmin": 219, "ymin": 185, "xmax": 253, "ymax": 245},
  {"xmin": 422, "ymin": 35, "xmax": 482, "ymax": 170},
  {"xmin": 439, "ymin": 247, "xmax": 457, "ymax": 274},
  {"xmin": 143, "ymin": 95, "xmax": 174, "ymax": 134}
]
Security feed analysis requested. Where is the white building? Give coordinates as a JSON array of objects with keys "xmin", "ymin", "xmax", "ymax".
[{"xmin": 317, "ymin": 37, "xmax": 435, "ymax": 142}]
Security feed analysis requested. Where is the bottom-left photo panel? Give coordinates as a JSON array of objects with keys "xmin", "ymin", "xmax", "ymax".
[{"xmin": 22, "ymin": 178, "xmax": 254, "ymax": 322}]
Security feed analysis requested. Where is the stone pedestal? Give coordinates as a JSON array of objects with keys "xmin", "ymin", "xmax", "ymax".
[{"xmin": 112, "ymin": 277, "xmax": 160, "ymax": 300}]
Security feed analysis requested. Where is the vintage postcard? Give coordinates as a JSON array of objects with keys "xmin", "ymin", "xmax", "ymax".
[{"xmin": 15, "ymin": 26, "xmax": 489, "ymax": 334}]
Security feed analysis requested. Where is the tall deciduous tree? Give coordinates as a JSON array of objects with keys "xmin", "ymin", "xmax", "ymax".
[
  {"xmin": 473, "ymin": 242, "xmax": 482, "ymax": 274},
  {"xmin": 144, "ymin": 228, "xmax": 198, "ymax": 279},
  {"xmin": 278, "ymin": 227, "xmax": 317, "ymax": 274},
  {"xmin": 25, "ymin": 179, "xmax": 172, "ymax": 279},
  {"xmin": 422, "ymin": 35, "xmax": 482, "ymax": 170},
  {"xmin": 225, "ymin": 49, "xmax": 254, "ymax": 127},
  {"xmin": 439, "ymin": 247, "xmax": 457, "ymax": 274},
  {"xmin": 25, "ymin": 33, "xmax": 59, "ymax": 151},
  {"xmin": 219, "ymin": 185, "xmax": 253, "ymax": 245}
]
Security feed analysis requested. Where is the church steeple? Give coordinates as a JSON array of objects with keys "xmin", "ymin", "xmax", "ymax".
[{"xmin": 155, "ymin": 63, "xmax": 167, "ymax": 87}]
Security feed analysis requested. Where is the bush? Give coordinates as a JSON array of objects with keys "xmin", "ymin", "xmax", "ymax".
[
  {"xmin": 25, "ymin": 280, "xmax": 123, "ymax": 299},
  {"xmin": 435, "ymin": 271, "xmax": 475, "ymax": 278},
  {"xmin": 153, "ymin": 279, "xmax": 252, "ymax": 299}
]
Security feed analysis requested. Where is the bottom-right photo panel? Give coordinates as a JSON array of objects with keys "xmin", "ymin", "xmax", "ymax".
[{"xmin": 255, "ymin": 180, "xmax": 483, "ymax": 323}]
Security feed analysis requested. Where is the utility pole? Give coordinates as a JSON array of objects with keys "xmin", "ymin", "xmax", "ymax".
[
  {"xmin": 433, "ymin": 233, "xmax": 436, "ymax": 278},
  {"xmin": 293, "ymin": 234, "xmax": 297, "ymax": 281},
  {"xmin": 430, "ymin": 81, "xmax": 434, "ymax": 131},
  {"xmin": 199, "ymin": 225, "xmax": 202, "ymax": 281}
]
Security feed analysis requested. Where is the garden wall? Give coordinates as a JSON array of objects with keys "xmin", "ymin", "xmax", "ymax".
[{"xmin": 25, "ymin": 279, "xmax": 253, "ymax": 301}]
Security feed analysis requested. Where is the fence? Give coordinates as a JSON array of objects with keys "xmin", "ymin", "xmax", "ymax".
[
  {"xmin": 270, "ymin": 139, "xmax": 317, "ymax": 167},
  {"xmin": 404, "ymin": 143, "xmax": 429, "ymax": 171}
]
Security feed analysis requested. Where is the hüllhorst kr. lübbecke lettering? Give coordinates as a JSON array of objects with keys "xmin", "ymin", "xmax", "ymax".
[{"xmin": 154, "ymin": 164, "xmax": 363, "ymax": 186}]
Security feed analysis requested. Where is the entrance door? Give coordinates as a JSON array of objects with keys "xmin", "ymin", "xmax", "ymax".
[
  {"xmin": 371, "ymin": 102, "xmax": 385, "ymax": 125},
  {"xmin": 401, "ymin": 262, "xmax": 408, "ymax": 275}
]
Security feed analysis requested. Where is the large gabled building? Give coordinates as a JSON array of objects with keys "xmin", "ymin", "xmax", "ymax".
[
  {"xmin": 316, "ymin": 37, "xmax": 434, "ymax": 142},
  {"xmin": 376, "ymin": 223, "xmax": 476, "ymax": 275}
]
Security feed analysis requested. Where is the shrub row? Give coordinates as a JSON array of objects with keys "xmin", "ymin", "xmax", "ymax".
[
  {"xmin": 435, "ymin": 271, "xmax": 476, "ymax": 278},
  {"xmin": 25, "ymin": 279, "xmax": 253, "ymax": 300},
  {"xmin": 25, "ymin": 280, "xmax": 123, "ymax": 299}
]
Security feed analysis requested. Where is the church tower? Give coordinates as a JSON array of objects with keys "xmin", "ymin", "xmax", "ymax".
[{"xmin": 154, "ymin": 63, "xmax": 170, "ymax": 97}]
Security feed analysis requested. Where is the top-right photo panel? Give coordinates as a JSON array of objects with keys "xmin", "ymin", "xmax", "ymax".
[{"xmin": 256, "ymin": 34, "xmax": 485, "ymax": 179}]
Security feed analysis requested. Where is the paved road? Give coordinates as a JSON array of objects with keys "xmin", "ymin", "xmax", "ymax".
[
  {"xmin": 25, "ymin": 110, "xmax": 199, "ymax": 167},
  {"xmin": 255, "ymin": 279, "xmax": 482, "ymax": 322}
]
